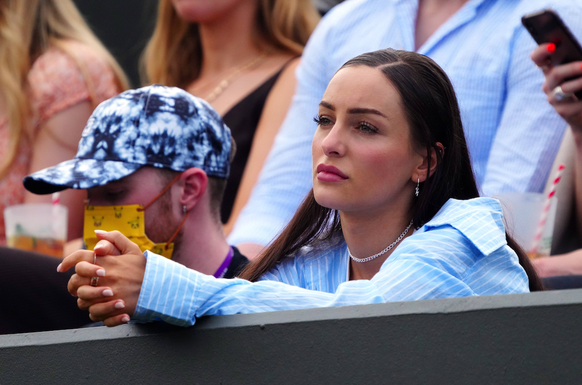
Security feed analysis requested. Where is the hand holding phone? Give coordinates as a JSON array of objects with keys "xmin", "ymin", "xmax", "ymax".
[{"xmin": 522, "ymin": 9, "xmax": 582, "ymax": 99}]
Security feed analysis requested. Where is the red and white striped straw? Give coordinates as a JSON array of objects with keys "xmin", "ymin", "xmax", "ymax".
[
  {"xmin": 530, "ymin": 164, "xmax": 565, "ymax": 254},
  {"xmin": 52, "ymin": 192, "xmax": 60, "ymax": 205}
]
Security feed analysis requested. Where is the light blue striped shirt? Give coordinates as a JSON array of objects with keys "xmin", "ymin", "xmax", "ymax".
[
  {"xmin": 135, "ymin": 198, "xmax": 529, "ymax": 327},
  {"xmin": 228, "ymin": 0, "xmax": 582, "ymax": 247}
]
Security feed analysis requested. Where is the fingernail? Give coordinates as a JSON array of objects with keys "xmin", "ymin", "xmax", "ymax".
[
  {"xmin": 547, "ymin": 43, "xmax": 556, "ymax": 53},
  {"xmin": 102, "ymin": 289, "xmax": 113, "ymax": 297},
  {"xmin": 56, "ymin": 263, "xmax": 62, "ymax": 273},
  {"xmin": 114, "ymin": 302, "xmax": 125, "ymax": 309},
  {"xmin": 95, "ymin": 230, "xmax": 107, "ymax": 234},
  {"xmin": 121, "ymin": 316, "xmax": 130, "ymax": 323},
  {"xmin": 96, "ymin": 269, "xmax": 106, "ymax": 277}
]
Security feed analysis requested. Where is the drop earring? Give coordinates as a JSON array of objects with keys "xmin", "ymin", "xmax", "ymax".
[
  {"xmin": 183, "ymin": 205, "xmax": 188, "ymax": 214},
  {"xmin": 415, "ymin": 178, "xmax": 420, "ymax": 197}
]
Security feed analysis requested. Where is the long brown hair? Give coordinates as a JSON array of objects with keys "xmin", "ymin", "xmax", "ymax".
[
  {"xmin": 239, "ymin": 49, "xmax": 544, "ymax": 291},
  {"xmin": 142, "ymin": 0, "xmax": 320, "ymax": 88},
  {"xmin": 0, "ymin": 0, "xmax": 129, "ymax": 180}
]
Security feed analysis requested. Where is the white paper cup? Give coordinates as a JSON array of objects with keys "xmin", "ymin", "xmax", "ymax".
[{"xmin": 4, "ymin": 203, "xmax": 68, "ymax": 258}]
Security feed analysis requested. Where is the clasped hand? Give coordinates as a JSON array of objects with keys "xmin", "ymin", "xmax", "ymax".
[{"xmin": 58, "ymin": 230, "xmax": 147, "ymax": 327}]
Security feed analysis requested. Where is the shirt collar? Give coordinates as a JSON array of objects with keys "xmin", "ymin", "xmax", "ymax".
[{"xmin": 422, "ymin": 197, "xmax": 507, "ymax": 255}]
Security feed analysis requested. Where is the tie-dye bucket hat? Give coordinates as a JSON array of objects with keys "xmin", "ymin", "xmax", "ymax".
[{"xmin": 24, "ymin": 85, "xmax": 232, "ymax": 194}]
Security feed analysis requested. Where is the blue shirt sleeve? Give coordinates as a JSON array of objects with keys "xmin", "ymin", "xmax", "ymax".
[
  {"xmin": 135, "ymin": 199, "xmax": 529, "ymax": 327},
  {"xmin": 134, "ymin": 250, "xmax": 474, "ymax": 327}
]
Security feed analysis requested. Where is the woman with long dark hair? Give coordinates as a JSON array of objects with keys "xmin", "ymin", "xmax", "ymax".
[{"xmin": 61, "ymin": 49, "xmax": 542, "ymax": 327}]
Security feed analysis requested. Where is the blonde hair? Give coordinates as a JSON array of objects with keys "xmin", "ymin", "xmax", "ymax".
[
  {"xmin": 0, "ymin": 0, "xmax": 129, "ymax": 179},
  {"xmin": 143, "ymin": 0, "xmax": 320, "ymax": 88}
]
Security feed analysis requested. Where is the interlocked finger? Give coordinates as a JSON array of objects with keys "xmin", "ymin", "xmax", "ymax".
[{"xmin": 88, "ymin": 300, "xmax": 127, "ymax": 322}]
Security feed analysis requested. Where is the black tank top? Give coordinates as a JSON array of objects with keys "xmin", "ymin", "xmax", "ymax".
[{"xmin": 220, "ymin": 64, "xmax": 289, "ymax": 223}]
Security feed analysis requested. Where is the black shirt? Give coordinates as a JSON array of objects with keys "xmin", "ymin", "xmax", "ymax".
[{"xmin": 223, "ymin": 246, "xmax": 249, "ymax": 279}]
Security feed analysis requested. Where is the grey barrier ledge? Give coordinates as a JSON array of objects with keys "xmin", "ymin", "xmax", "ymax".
[{"xmin": 1, "ymin": 289, "xmax": 582, "ymax": 384}]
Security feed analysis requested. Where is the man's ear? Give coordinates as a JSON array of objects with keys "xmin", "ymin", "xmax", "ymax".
[
  {"xmin": 413, "ymin": 142, "xmax": 444, "ymax": 182},
  {"xmin": 179, "ymin": 168, "xmax": 208, "ymax": 211}
]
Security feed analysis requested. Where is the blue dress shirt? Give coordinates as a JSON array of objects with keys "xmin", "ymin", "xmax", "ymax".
[
  {"xmin": 135, "ymin": 198, "xmax": 529, "ymax": 327},
  {"xmin": 228, "ymin": 0, "xmax": 582, "ymax": 247}
]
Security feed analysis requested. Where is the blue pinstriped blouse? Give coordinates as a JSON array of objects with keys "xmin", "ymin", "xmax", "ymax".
[{"xmin": 134, "ymin": 198, "xmax": 528, "ymax": 327}]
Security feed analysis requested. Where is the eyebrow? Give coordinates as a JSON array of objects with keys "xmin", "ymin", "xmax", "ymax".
[
  {"xmin": 319, "ymin": 101, "xmax": 388, "ymax": 118},
  {"xmin": 319, "ymin": 101, "xmax": 335, "ymax": 110}
]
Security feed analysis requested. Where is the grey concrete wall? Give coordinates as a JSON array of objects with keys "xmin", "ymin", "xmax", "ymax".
[{"xmin": 2, "ymin": 290, "xmax": 582, "ymax": 384}]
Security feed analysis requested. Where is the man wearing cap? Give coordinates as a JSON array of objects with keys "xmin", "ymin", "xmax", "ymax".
[
  {"xmin": 24, "ymin": 84, "xmax": 248, "ymax": 277},
  {"xmin": 1, "ymin": 85, "xmax": 248, "ymax": 334}
]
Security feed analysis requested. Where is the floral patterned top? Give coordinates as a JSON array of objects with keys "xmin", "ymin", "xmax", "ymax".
[{"xmin": 0, "ymin": 41, "xmax": 120, "ymax": 244}]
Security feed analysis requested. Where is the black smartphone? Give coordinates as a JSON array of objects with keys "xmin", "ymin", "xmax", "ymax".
[{"xmin": 522, "ymin": 9, "xmax": 582, "ymax": 99}]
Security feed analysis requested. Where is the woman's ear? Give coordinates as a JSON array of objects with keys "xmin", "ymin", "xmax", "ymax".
[
  {"xmin": 413, "ymin": 142, "xmax": 444, "ymax": 182},
  {"xmin": 179, "ymin": 168, "xmax": 208, "ymax": 211}
]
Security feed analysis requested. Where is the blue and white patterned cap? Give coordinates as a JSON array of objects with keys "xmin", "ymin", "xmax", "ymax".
[{"xmin": 24, "ymin": 85, "xmax": 232, "ymax": 194}]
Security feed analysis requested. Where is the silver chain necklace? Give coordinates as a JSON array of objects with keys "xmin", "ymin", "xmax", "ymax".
[{"xmin": 348, "ymin": 220, "xmax": 414, "ymax": 263}]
